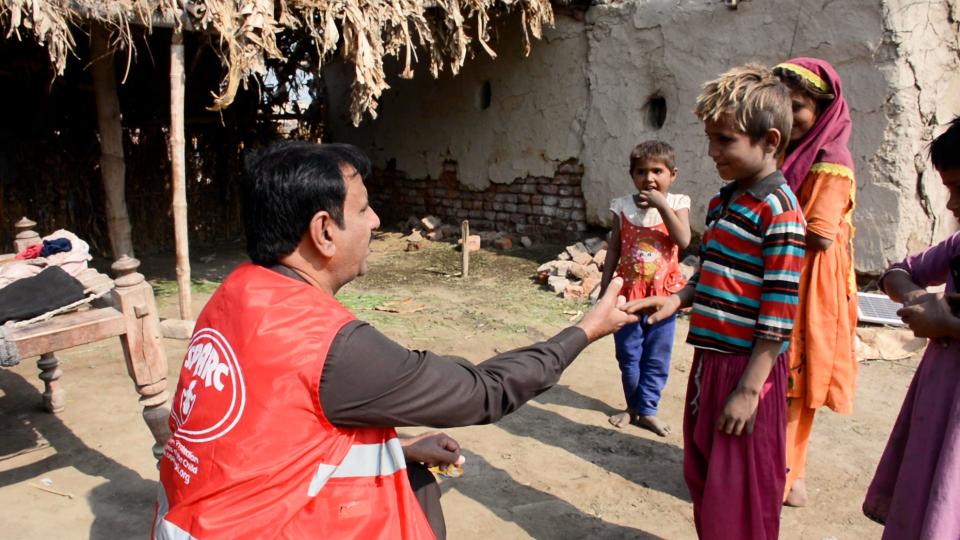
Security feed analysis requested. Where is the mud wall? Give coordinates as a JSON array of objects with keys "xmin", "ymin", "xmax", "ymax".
[{"xmin": 324, "ymin": 0, "xmax": 960, "ymax": 274}]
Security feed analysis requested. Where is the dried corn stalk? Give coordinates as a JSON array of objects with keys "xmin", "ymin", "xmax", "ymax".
[{"xmin": 0, "ymin": 0, "xmax": 554, "ymax": 125}]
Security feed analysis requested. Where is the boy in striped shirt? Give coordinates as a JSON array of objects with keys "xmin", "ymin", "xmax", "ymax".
[{"xmin": 623, "ymin": 64, "xmax": 806, "ymax": 540}]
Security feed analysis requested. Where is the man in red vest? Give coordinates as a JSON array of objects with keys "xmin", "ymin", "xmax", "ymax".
[{"xmin": 154, "ymin": 142, "xmax": 637, "ymax": 539}]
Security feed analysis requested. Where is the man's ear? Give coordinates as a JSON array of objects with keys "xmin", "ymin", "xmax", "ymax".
[
  {"xmin": 308, "ymin": 211, "xmax": 337, "ymax": 259},
  {"xmin": 765, "ymin": 128, "xmax": 783, "ymax": 156}
]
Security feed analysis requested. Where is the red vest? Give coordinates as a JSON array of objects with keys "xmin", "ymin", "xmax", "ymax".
[{"xmin": 153, "ymin": 264, "xmax": 434, "ymax": 539}]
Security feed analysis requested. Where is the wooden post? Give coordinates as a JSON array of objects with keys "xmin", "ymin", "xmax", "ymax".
[
  {"xmin": 170, "ymin": 29, "xmax": 192, "ymax": 320},
  {"xmin": 461, "ymin": 220, "xmax": 470, "ymax": 278},
  {"xmin": 13, "ymin": 217, "xmax": 40, "ymax": 252},
  {"xmin": 37, "ymin": 353, "xmax": 65, "ymax": 413},
  {"xmin": 112, "ymin": 255, "xmax": 171, "ymax": 460},
  {"xmin": 91, "ymin": 23, "xmax": 135, "ymax": 259}
]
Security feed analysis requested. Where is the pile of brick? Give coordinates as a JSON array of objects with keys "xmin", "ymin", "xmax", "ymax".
[
  {"xmin": 536, "ymin": 237, "xmax": 608, "ymax": 301},
  {"xmin": 400, "ymin": 214, "xmax": 533, "ymax": 252}
]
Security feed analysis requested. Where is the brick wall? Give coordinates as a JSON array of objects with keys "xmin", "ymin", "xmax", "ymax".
[{"xmin": 367, "ymin": 159, "xmax": 589, "ymax": 241}]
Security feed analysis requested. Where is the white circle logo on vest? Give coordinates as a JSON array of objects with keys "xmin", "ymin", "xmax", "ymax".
[{"xmin": 171, "ymin": 328, "xmax": 247, "ymax": 443}]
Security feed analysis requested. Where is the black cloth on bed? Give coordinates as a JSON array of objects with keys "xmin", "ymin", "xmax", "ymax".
[{"xmin": 0, "ymin": 266, "xmax": 87, "ymax": 324}]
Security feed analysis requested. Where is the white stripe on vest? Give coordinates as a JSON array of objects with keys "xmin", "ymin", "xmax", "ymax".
[
  {"xmin": 308, "ymin": 438, "xmax": 407, "ymax": 496},
  {"xmin": 154, "ymin": 487, "xmax": 198, "ymax": 540}
]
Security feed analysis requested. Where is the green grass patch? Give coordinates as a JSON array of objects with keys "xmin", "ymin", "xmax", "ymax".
[
  {"xmin": 336, "ymin": 291, "xmax": 393, "ymax": 311},
  {"xmin": 151, "ymin": 278, "xmax": 221, "ymax": 297}
]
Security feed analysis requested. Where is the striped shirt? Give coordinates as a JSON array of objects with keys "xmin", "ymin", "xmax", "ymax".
[{"xmin": 687, "ymin": 171, "xmax": 806, "ymax": 354}]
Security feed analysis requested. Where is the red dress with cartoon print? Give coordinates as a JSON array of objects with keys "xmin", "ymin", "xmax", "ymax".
[{"xmin": 616, "ymin": 202, "xmax": 685, "ymax": 302}]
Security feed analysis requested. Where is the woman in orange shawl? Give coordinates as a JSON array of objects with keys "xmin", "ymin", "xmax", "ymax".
[{"xmin": 774, "ymin": 58, "xmax": 858, "ymax": 507}]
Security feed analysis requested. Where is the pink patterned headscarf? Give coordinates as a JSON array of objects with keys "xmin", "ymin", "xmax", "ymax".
[{"xmin": 775, "ymin": 57, "xmax": 855, "ymax": 193}]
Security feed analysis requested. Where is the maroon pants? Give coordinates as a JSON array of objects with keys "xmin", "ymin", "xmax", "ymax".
[{"xmin": 684, "ymin": 350, "xmax": 787, "ymax": 540}]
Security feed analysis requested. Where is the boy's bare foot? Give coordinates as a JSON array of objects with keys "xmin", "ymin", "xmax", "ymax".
[
  {"xmin": 608, "ymin": 411, "xmax": 636, "ymax": 428},
  {"xmin": 784, "ymin": 478, "xmax": 808, "ymax": 507},
  {"xmin": 637, "ymin": 415, "xmax": 671, "ymax": 437}
]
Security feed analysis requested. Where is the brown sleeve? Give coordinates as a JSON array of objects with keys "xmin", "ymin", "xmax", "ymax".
[
  {"xmin": 801, "ymin": 170, "xmax": 853, "ymax": 240},
  {"xmin": 320, "ymin": 320, "xmax": 588, "ymax": 428}
]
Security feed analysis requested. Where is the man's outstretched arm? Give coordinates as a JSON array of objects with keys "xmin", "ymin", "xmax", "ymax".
[{"xmin": 321, "ymin": 278, "xmax": 635, "ymax": 428}]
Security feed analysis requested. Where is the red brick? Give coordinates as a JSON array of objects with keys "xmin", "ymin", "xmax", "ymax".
[
  {"xmin": 562, "ymin": 284, "xmax": 584, "ymax": 300},
  {"xmin": 493, "ymin": 237, "xmax": 513, "ymax": 250},
  {"xmin": 465, "ymin": 235, "xmax": 481, "ymax": 252},
  {"xmin": 573, "ymin": 252, "xmax": 593, "ymax": 266},
  {"xmin": 580, "ymin": 275, "xmax": 601, "ymax": 296}
]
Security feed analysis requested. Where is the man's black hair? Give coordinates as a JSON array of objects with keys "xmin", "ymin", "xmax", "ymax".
[
  {"xmin": 930, "ymin": 116, "xmax": 960, "ymax": 171},
  {"xmin": 242, "ymin": 141, "xmax": 372, "ymax": 265}
]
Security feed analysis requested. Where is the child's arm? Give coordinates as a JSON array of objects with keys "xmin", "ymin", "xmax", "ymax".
[
  {"xmin": 881, "ymin": 268, "xmax": 927, "ymax": 305},
  {"xmin": 641, "ymin": 190, "xmax": 691, "ymax": 248},
  {"xmin": 717, "ymin": 338, "xmax": 781, "ymax": 436},
  {"xmin": 881, "ymin": 241, "xmax": 960, "ymax": 339},
  {"xmin": 598, "ymin": 215, "xmax": 622, "ymax": 297},
  {"xmin": 620, "ymin": 282, "xmax": 696, "ymax": 323},
  {"xmin": 719, "ymin": 201, "xmax": 806, "ymax": 436},
  {"xmin": 885, "ymin": 270, "xmax": 960, "ymax": 339},
  {"xmin": 801, "ymin": 171, "xmax": 853, "ymax": 252}
]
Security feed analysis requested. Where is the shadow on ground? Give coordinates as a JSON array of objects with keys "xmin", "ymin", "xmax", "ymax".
[
  {"xmin": 444, "ymin": 449, "xmax": 666, "ymax": 540},
  {"xmin": 499, "ymin": 384, "xmax": 690, "ymax": 502},
  {"xmin": 0, "ymin": 370, "xmax": 157, "ymax": 539}
]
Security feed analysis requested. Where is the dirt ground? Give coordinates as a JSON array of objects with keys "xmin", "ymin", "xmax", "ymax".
[{"xmin": 0, "ymin": 233, "xmax": 915, "ymax": 539}]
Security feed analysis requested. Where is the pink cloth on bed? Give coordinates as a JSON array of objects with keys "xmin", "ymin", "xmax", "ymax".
[{"xmin": 0, "ymin": 229, "xmax": 91, "ymax": 289}]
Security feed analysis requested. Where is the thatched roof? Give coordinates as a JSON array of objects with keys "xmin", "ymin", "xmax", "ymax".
[{"xmin": 1, "ymin": 0, "xmax": 554, "ymax": 125}]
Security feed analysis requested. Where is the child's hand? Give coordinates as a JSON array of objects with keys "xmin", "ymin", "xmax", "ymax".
[
  {"xmin": 620, "ymin": 295, "xmax": 681, "ymax": 324},
  {"xmin": 897, "ymin": 292, "xmax": 960, "ymax": 339},
  {"xmin": 717, "ymin": 387, "xmax": 760, "ymax": 436},
  {"xmin": 577, "ymin": 277, "xmax": 640, "ymax": 341},
  {"xmin": 638, "ymin": 189, "xmax": 667, "ymax": 210}
]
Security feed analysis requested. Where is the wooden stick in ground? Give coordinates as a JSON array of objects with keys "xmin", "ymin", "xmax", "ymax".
[
  {"xmin": 461, "ymin": 220, "xmax": 470, "ymax": 278},
  {"xmin": 170, "ymin": 29, "xmax": 192, "ymax": 320},
  {"xmin": 91, "ymin": 23, "xmax": 134, "ymax": 259}
]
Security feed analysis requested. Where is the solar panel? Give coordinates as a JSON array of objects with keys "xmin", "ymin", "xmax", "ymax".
[{"xmin": 858, "ymin": 292, "xmax": 905, "ymax": 326}]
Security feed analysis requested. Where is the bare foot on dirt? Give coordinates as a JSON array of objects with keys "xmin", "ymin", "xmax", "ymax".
[
  {"xmin": 637, "ymin": 415, "xmax": 671, "ymax": 437},
  {"xmin": 784, "ymin": 478, "xmax": 808, "ymax": 507},
  {"xmin": 608, "ymin": 410, "xmax": 636, "ymax": 428}
]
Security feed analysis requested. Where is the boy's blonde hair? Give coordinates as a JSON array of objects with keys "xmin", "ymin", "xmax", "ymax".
[{"xmin": 695, "ymin": 63, "xmax": 793, "ymax": 155}]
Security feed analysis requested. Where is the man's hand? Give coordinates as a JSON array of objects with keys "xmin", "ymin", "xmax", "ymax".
[
  {"xmin": 717, "ymin": 387, "xmax": 760, "ymax": 436},
  {"xmin": 898, "ymin": 292, "xmax": 960, "ymax": 339},
  {"xmin": 577, "ymin": 277, "xmax": 640, "ymax": 341},
  {"xmin": 620, "ymin": 295, "xmax": 682, "ymax": 325},
  {"xmin": 401, "ymin": 432, "xmax": 463, "ymax": 467}
]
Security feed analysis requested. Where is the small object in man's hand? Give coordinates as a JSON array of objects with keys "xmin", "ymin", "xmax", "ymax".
[{"xmin": 428, "ymin": 463, "xmax": 465, "ymax": 478}]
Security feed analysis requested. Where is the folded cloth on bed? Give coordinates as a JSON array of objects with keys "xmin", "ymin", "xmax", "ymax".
[
  {"xmin": 41, "ymin": 238, "xmax": 73, "ymax": 257},
  {"xmin": 0, "ymin": 229, "xmax": 91, "ymax": 289},
  {"xmin": 0, "ymin": 266, "xmax": 87, "ymax": 325},
  {"xmin": 15, "ymin": 244, "xmax": 42, "ymax": 259}
]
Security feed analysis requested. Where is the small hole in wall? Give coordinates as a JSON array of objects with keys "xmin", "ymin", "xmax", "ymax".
[
  {"xmin": 644, "ymin": 94, "xmax": 667, "ymax": 130},
  {"xmin": 478, "ymin": 80, "xmax": 492, "ymax": 110}
]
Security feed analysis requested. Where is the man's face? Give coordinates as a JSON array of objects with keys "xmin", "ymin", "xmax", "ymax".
[
  {"xmin": 704, "ymin": 115, "xmax": 769, "ymax": 182},
  {"xmin": 334, "ymin": 165, "xmax": 380, "ymax": 279}
]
